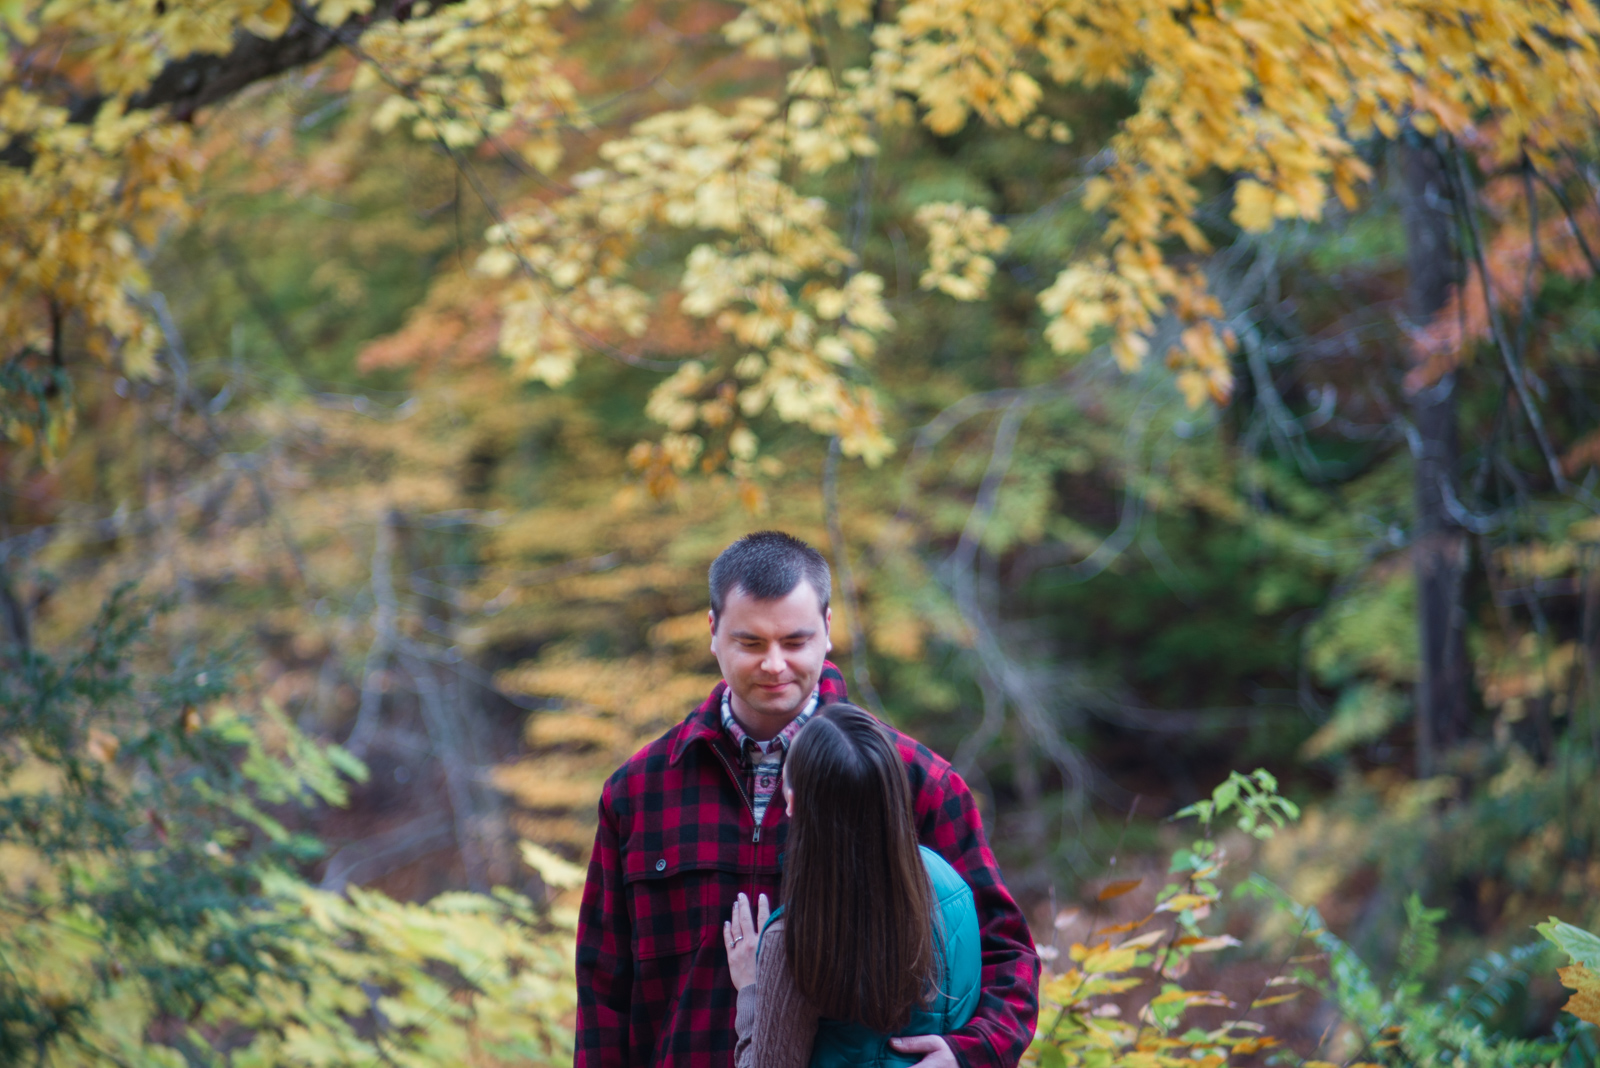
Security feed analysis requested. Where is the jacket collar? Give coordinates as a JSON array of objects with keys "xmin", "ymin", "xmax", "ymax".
[{"xmin": 669, "ymin": 661, "xmax": 849, "ymax": 765}]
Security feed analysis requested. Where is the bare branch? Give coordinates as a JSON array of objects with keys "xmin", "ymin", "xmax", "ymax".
[
  {"xmin": 823, "ymin": 435, "xmax": 883, "ymax": 715},
  {"xmin": 319, "ymin": 812, "xmax": 454, "ymax": 892},
  {"xmin": 1448, "ymin": 146, "xmax": 1570, "ymax": 494},
  {"xmin": 404, "ymin": 642, "xmax": 491, "ymax": 893},
  {"xmin": 346, "ymin": 510, "xmax": 402, "ymax": 760},
  {"xmin": 934, "ymin": 399, "xmax": 1104, "ymax": 818},
  {"xmin": 149, "ymin": 291, "xmax": 319, "ymax": 590},
  {"xmin": 0, "ymin": 560, "xmax": 31, "ymax": 654},
  {"xmin": 947, "ymin": 400, "xmax": 1027, "ymax": 577},
  {"xmin": 1533, "ymin": 167, "xmax": 1600, "ymax": 276}
]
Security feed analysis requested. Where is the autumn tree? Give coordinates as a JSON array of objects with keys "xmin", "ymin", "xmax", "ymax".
[
  {"xmin": 11, "ymin": 2, "xmax": 1600, "ymax": 1061},
  {"xmin": 11, "ymin": 0, "xmax": 1600, "ymax": 793}
]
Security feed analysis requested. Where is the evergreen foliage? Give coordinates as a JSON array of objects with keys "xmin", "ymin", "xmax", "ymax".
[{"xmin": 1243, "ymin": 877, "xmax": 1597, "ymax": 1067}]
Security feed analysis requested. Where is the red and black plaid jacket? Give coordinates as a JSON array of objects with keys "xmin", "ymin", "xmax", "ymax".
[{"xmin": 575, "ymin": 663, "xmax": 1039, "ymax": 1068}]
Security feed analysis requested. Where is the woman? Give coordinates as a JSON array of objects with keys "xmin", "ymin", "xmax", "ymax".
[{"xmin": 723, "ymin": 703, "xmax": 981, "ymax": 1068}]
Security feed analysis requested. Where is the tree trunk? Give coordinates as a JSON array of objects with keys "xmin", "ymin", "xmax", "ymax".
[{"xmin": 1402, "ymin": 140, "xmax": 1471, "ymax": 775}]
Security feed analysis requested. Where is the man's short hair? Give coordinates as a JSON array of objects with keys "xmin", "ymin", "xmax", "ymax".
[{"xmin": 709, "ymin": 531, "xmax": 831, "ymax": 625}]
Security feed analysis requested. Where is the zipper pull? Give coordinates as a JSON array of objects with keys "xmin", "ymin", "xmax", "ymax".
[{"xmin": 752, "ymin": 824, "xmax": 761, "ymax": 843}]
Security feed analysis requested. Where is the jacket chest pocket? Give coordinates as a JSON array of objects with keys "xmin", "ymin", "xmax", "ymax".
[{"xmin": 624, "ymin": 852, "xmax": 740, "ymax": 961}]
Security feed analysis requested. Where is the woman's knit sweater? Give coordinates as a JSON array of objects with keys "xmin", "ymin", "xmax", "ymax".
[{"xmin": 733, "ymin": 919, "xmax": 816, "ymax": 1068}]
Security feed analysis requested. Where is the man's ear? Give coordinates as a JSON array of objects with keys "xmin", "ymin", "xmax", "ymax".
[
  {"xmin": 708, "ymin": 608, "xmax": 717, "ymax": 652},
  {"xmin": 824, "ymin": 606, "xmax": 833, "ymax": 653}
]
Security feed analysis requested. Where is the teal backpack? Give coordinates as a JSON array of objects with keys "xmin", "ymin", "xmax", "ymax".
[{"xmin": 757, "ymin": 845, "xmax": 981, "ymax": 1068}]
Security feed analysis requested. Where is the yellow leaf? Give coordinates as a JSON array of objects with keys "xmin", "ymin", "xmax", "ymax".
[
  {"xmin": 247, "ymin": 0, "xmax": 293, "ymax": 36},
  {"xmin": 1112, "ymin": 930, "xmax": 1166, "ymax": 951},
  {"xmin": 1041, "ymin": 971, "xmax": 1143, "ymax": 1003},
  {"xmin": 1232, "ymin": 179, "xmax": 1277, "ymax": 233},
  {"xmin": 0, "ymin": 0, "xmax": 34, "ymax": 44},
  {"xmin": 1150, "ymin": 987, "xmax": 1231, "ymax": 1007},
  {"xmin": 1076, "ymin": 944, "xmax": 1140, "ymax": 974},
  {"xmin": 315, "ymin": 0, "xmax": 374, "ymax": 20},
  {"xmin": 1155, "ymin": 893, "xmax": 1213, "ymax": 914}
]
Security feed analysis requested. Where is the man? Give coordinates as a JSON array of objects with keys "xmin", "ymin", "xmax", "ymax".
[{"xmin": 575, "ymin": 531, "xmax": 1039, "ymax": 1067}]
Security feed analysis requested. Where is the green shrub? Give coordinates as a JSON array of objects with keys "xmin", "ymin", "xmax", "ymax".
[{"xmin": 0, "ymin": 590, "xmax": 575, "ymax": 1066}]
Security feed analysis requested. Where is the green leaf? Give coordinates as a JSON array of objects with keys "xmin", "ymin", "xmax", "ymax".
[
  {"xmin": 1033, "ymin": 1040, "xmax": 1067, "ymax": 1068},
  {"xmin": 1397, "ymin": 893, "xmax": 1446, "ymax": 985},
  {"xmin": 1537, "ymin": 918, "xmax": 1600, "ymax": 971},
  {"xmin": 520, "ymin": 840, "xmax": 586, "ymax": 890},
  {"xmin": 324, "ymin": 743, "xmax": 370, "ymax": 784}
]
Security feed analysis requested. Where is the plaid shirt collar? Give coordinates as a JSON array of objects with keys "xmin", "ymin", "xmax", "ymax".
[
  {"xmin": 720, "ymin": 687, "xmax": 819, "ymax": 759},
  {"xmin": 668, "ymin": 665, "xmax": 848, "ymax": 765}
]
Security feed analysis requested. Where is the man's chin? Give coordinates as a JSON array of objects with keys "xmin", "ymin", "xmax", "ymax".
[{"xmin": 744, "ymin": 687, "xmax": 804, "ymax": 718}]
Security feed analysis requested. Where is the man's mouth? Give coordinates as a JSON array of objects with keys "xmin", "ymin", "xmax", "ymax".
[{"xmin": 756, "ymin": 681, "xmax": 791, "ymax": 693}]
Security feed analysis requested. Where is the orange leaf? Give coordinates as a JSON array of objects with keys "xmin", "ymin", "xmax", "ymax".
[
  {"xmin": 1096, "ymin": 913, "xmax": 1155, "ymax": 935},
  {"xmin": 1097, "ymin": 878, "xmax": 1142, "ymax": 901},
  {"xmin": 1557, "ymin": 963, "xmax": 1600, "ymax": 1026},
  {"xmin": 1250, "ymin": 992, "xmax": 1301, "ymax": 1008},
  {"xmin": 1174, "ymin": 934, "xmax": 1241, "ymax": 952},
  {"xmin": 1230, "ymin": 1037, "xmax": 1278, "ymax": 1054}
]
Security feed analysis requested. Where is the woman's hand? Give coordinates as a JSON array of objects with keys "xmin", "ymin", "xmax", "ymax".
[{"xmin": 723, "ymin": 892, "xmax": 769, "ymax": 989}]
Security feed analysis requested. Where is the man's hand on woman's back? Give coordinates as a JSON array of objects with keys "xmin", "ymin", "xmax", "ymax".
[{"xmin": 890, "ymin": 1034, "xmax": 959, "ymax": 1067}]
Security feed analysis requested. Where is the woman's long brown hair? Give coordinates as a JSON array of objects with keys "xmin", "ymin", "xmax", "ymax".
[{"xmin": 781, "ymin": 703, "xmax": 938, "ymax": 1033}]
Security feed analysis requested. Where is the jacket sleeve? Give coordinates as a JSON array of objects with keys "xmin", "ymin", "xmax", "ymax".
[
  {"xmin": 916, "ymin": 766, "xmax": 1039, "ymax": 1068},
  {"xmin": 575, "ymin": 784, "xmax": 631, "ymax": 1068}
]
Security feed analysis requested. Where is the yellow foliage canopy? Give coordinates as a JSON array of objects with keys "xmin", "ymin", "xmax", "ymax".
[{"xmin": 9, "ymin": 0, "xmax": 1600, "ymax": 462}]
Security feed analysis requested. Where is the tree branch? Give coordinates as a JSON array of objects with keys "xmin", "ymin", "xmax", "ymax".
[
  {"xmin": 2, "ymin": 0, "xmax": 442, "ymax": 169},
  {"xmin": 1448, "ymin": 146, "xmax": 1570, "ymax": 495},
  {"xmin": 823, "ymin": 435, "xmax": 883, "ymax": 715}
]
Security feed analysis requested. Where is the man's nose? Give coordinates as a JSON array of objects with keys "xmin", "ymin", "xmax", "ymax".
[{"xmin": 759, "ymin": 644, "xmax": 785, "ymax": 674}]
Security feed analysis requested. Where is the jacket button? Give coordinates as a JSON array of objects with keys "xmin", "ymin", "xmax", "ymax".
[{"xmin": 655, "ymin": 859, "xmax": 667, "ymax": 872}]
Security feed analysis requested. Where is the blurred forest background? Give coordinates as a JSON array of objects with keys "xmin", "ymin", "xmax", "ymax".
[{"xmin": 5, "ymin": 0, "xmax": 1600, "ymax": 1064}]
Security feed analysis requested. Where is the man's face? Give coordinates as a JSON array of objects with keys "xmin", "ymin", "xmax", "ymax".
[{"xmin": 709, "ymin": 582, "xmax": 832, "ymax": 741}]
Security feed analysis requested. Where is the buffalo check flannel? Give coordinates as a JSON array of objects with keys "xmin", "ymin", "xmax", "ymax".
[{"xmin": 575, "ymin": 662, "xmax": 1040, "ymax": 1068}]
